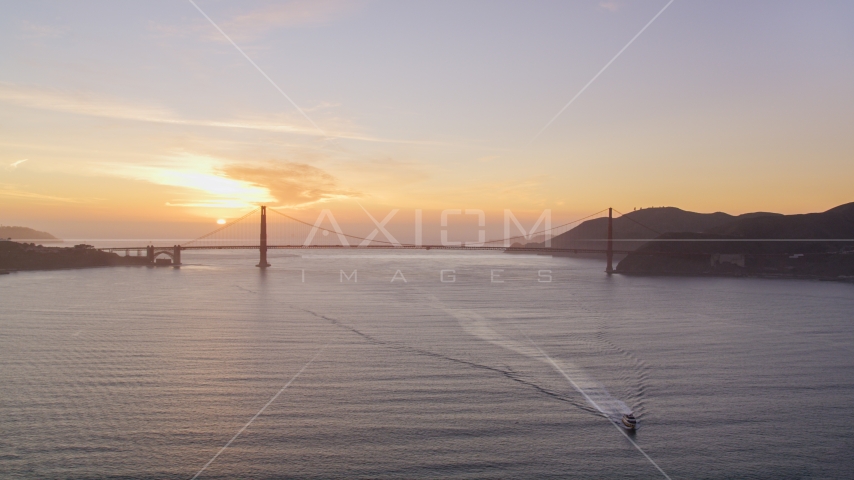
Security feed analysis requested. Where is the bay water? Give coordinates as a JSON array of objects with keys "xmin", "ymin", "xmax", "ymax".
[{"xmin": 2, "ymin": 250, "xmax": 853, "ymax": 478}]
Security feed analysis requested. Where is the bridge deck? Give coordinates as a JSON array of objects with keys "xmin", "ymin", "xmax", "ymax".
[{"xmin": 100, "ymin": 245, "xmax": 632, "ymax": 255}]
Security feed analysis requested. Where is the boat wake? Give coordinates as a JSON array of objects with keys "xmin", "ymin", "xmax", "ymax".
[
  {"xmin": 429, "ymin": 298, "xmax": 633, "ymax": 423},
  {"xmin": 425, "ymin": 294, "xmax": 672, "ymax": 479}
]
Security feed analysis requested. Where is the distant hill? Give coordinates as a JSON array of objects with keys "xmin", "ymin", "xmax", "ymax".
[
  {"xmin": 523, "ymin": 207, "xmax": 781, "ymax": 252},
  {"xmin": 616, "ymin": 202, "xmax": 854, "ymax": 280},
  {"xmin": 0, "ymin": 226, "xmax": 58, "ymax": 241},
  {"xmin": 706, "ymin": 202, "xmax": 854, "ymax": 239}
]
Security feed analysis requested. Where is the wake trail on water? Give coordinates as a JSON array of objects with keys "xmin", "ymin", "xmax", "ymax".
[
  {"xmin": 421, "ymin": 293, "xmax": 671, "ymax": 479},
  {"xmin": 427, "ymin": 294, "xmax": 670, "ymax": 480},
  {"xmin": 293, "ymin": 293, "xmax": 669, "ymax": 478},
  {"xmin": 426, "ymin": 295, "xmax": 630, "ymax": 421}
]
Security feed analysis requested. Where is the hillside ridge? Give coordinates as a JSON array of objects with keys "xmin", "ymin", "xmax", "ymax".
[{"xmin": 0, "ymin": 226, "xmax": 58, "ymax": 240}]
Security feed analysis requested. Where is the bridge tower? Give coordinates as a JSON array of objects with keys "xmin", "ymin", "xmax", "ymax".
[
  {"xmin": 257, "ymin": 205, "xmax": 271, "ymax": 268},
  {"xmin": 146, "ymin": 245, "xmax": 154, "ymax": 264},
  {"xmin": 606, "ymin": 207, "xmax": 614, "ymax": 274},
  {"xmin": 173, "ymin": 245, "xmax": 181, "ymax": 266}
]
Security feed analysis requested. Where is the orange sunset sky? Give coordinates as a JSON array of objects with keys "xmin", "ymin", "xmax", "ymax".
[{"xmin": 2, "ymin": 1, "xmax": 853, "ymax": 239}]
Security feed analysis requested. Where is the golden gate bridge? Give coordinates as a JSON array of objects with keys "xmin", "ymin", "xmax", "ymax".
[{"xmin": 99, "ymin": 206, "xmax": 632, "ymax": 273}]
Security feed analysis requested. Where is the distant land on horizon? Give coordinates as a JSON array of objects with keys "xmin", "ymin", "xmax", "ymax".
[
  {"xmin": 616, "ymin": 202, "xmax": 854, "ymax": 281},
  {"xmin": 0, "ymin": 241, "xmax": 147, "ymax": 272},
  {"xmin": 0, "ymin": 226, "xmax": 59, "ymax": 241},
  {"xmin": 515, "ymin": 206, "xmax": 783, "ymax": 251},
  {"xmin": 3, "ymin": 203, "xmax": 853, "ymax": 279},
  {"xmin": 506, "ymin": 202, "xmax": 854, "ymax": 281}
]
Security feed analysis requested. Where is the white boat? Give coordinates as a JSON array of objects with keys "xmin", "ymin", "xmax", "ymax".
[{"xmin": 621, "ymin": 413, "xmax": 638, "ymax": 430}]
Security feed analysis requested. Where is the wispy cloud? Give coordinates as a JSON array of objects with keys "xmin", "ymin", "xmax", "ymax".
[
  {"xmin": 18, "ymin": 20, "xmax": 67, "ymax": 40},
  {"xmin": 9, "ymin": 159, "xmax": 28, "ymax": 169},
  {"xmin": 0, "ymin": 84, "xmax": 185, "ymax": 126},
  {"xmin": 224, "ymin": 0, "xmax": 365, "ymax": 36},
  {"xmin": 337, "ymin": 157, "xmax": 430, "ymax": 188},
  {"xmin": 0, "ymin": 186, "xmax": 92, "ymax": 203},
  {"xmin": 303, "ymin": 101, "xmax": 342, "ymax": 113},
  {"xmin": 154, "ymin": 0, "xmax": 364, "ymax": 42},
  {"xmin": 434, "ymin": 175, "xmax": 552, "ymax": 206},
  {"xmin": 0, "ymin": 83, "xmax": 444, "ymax": 145},
  {"xmin": 495, "ymin": 175, "xmax": 550, "ymax": 196},
  {"xmin": 599, "ymin": 1, "xmax": 622, "ymax": 13},
  {"xmin": 187, "ymin": 0, "xmax": 329, "ymax": 139}
]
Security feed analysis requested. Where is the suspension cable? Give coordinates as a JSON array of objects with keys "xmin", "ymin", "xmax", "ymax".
[
  {"xmin": 184, "ymin": 206, "xmax": 617, "ymax": 248},
  {"xmin": 612, "ymin": 208, "xmax": 662, "ymax": 235},
  {"xmin": 181, "ymin": 207, "xmax": 260, "ymax": 246},
  {"xmin": 271, "ymin": 206, "xmax": 610, "ymax": 247},
  {"xmin": 482, "ymin": 208, "xmax": 609, "ymax": 245},
  {"xmin": 268, "ymin": 207, "xmax": 404, "ymax": 246}
]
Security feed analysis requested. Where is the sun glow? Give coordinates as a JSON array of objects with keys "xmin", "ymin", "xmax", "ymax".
[
  {"xmin": 216, "ymin": 219, "xmax": 226, "ymax": 224},
  {"xmin": 104, "ymin": 154, "xmax": 276, "ymax": 210}
]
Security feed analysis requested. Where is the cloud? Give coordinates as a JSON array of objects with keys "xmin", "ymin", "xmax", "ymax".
[
  {"xmin": 303, "ymin": 101, "xmax": 343, "ymax": 113},
  {"xmin": 18, "ymin": 20, "xmax": 67, "ymax": 39},
  {"xmin": 599, "ymin": 1, "xmax": 622, "ymax": 13},
  {"xmin": 430, "ymin": 175, "xmax": 551, "ymax": 207},
  {"xmin": 102, "ymin": 154, "xmax": 275, "ymax": 209},
  {"xmin": 497, "ymin": 176, "xmax": 549, "ymax": 196},
  {"xmin": 0, "ymin": 83, "xmax": 443, "ymax": 145},
  {"xmin": 337, "ymin": 157, "xmax": 429, "ymax": 188},
  {"xmin": 9, "ymin": 159, "xmax": 28, "ymax": 169},
  {"xmin": 221, "ymin": 162, "xmax": 359, "ymax": 207},
  {"xmin": 0, "ymin": 83, "xmax": 184, "ymax": 125},
  {"xmin": 101, "ymin": 153, "xmax": 354, "ymax": 209},
  {"xmin": 0, "ymin": 187, "xmax": 90, "ymax": 203},
  {"xmin": 153, "ymin": 0, "xmax": 365, "ymax": 43},
  {"xmin": 0, "ymin": 83, "xmax": 311, "ymax": 136},
  {"xmin": 225, "ymin": 0, "xmax": 365, "ymax": 35}
]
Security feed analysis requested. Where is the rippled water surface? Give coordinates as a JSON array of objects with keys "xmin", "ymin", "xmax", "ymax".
[{"xmin": 2, "ymin": 250, "xmax": 854, "ymax": 479}]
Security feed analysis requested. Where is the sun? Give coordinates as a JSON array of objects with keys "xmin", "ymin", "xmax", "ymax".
[{"xmin": 217, "ymin": 219, "xmax": 226, "ymax": 225}]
